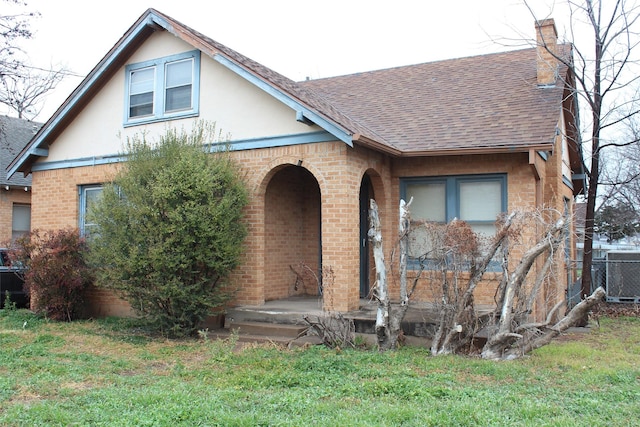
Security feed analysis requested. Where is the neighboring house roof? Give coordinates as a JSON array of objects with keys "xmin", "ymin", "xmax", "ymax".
[
  {"xmin": 7, "ymin": 8, "xmax": 579, "ymax": 181},
  {"xmin": 0, "ymin": 115, "xmax": 40, "ymax": 187}
]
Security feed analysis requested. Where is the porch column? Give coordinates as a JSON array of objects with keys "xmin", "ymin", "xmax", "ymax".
[
  {"xmin": 233, "ymin": 192, "xmax": 265, "ymax": 305},
  {"xmin": 321, "ymin": 178, "xmax": 361, "ymax": 312}
]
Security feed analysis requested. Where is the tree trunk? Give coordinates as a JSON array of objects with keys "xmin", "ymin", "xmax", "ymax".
[
  {"xmin": 481, "ymin": 218, "xmax": 565, "ymax": 358},
  {"xmin": 430, "ymin": 213, "xmax": 515, "ymax": 356},
  {"xmin": 579, "ymin": 5, "xmax": 606, "ymax": 327},
  {"xmin": 481, "ymin": 287, "xmax": 605, "ymax": 360},
  {"xmin": 368, "ymin": 199, "xmax": 413, "ymax": 351}
]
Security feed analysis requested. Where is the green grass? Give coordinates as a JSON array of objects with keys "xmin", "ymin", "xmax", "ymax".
[{"xmin": 0, "ymin": 310, "xmax": 639, "ymax": 426}]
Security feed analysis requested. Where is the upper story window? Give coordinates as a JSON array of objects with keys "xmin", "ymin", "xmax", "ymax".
[{"xmin": 124, "ymin": 50, "xmax": 201, "ymax": 125}]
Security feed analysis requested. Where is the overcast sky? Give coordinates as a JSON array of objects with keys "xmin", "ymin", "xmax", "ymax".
[{"xmin": 6, "ymin": 0, "xmax": 571, "ymax": 121}]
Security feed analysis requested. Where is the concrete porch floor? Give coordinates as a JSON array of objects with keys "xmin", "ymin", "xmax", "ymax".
[{"xmin": 225, "ymin": 296, "xmax": 462, "ymax": 338}]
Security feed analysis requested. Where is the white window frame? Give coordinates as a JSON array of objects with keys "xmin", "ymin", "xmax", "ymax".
[
  {"xmin": 79, "ymin": 185, "xmax": 104, "ymax": 237},
  {"xmin": 124, "ymin": 50, "xmax": 200, "ymax": 126}
]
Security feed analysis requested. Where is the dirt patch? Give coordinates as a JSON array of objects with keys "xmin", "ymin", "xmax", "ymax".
[
  {"xmin": 592, "ymin": 302, "xmax": 640, "ymax": 318},
  {"xmin": 554, "ymin": 327, "xmax": 594, "ymax": 343}
]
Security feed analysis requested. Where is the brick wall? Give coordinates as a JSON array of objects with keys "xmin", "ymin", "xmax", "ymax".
[
  {"xmin": 31, "ymin": 164, "xmax": 118, "ymax": 232},
  {"xmin": 389, "ymin": 152, "xmax": 541, "ymax": 307},
  {"xmin": 538, "ymin": 131, "xmax": 576, "ymax": 321},
  {"xmin": 230, "ymin": 141, "xmax": 391, "ymax": 312},
  {"xmin": 30, "ymin": 164, "xmax": 128, "ymax": 315},
  {"xmin": 263, "ymin": 165, "xmax": 321, "ymax": 300},
  {"xmin": 28, "ymin": 141, "xmax": 571, "ymax": 319},
  {"xmin": 29, "ymin": 141, "xmax": 391, "ymax": 315}
]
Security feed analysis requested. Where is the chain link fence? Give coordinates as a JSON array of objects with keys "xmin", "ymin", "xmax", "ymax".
[{"xmin": 569, "ymin": 253, "xmax": 640, "ymax": 305}]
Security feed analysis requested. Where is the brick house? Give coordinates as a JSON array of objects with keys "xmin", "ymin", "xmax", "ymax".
[
  {"xmin": 7, "ymin": 9, "xmax": 584, "ymax": 318},
  {"xmin": 1, "ymin": 115, "xmax": 39, "ymax": 244}
]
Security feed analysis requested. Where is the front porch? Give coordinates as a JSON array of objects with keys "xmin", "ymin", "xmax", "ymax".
[{"xmin": 222, "ymin": 296, "xmax": 481, "ymax": 340}]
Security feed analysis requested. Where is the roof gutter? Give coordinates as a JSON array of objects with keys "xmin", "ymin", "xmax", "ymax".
[
  {"xmin": 383, "ymin": 143, "xmax": 553, "ymax": 158},
  {"xmin": 353, "ymin": 134, "xmax": 554, "ymax": 158},
  {"xmin": 352, "ymin": 134, "xmax": 403, "ymax": 156}
]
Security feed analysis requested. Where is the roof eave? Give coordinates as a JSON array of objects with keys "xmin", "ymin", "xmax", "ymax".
[
  {"xmin": 352, "ymin": 133, "xmax": 554, "ymax": 158},
  {"xmin": 353, "ymin": 134, "xmax": 402, "ymax": 156},
  {"xmin": 395, "ymin": 143, "xmax": 553, "ymax": 158}
]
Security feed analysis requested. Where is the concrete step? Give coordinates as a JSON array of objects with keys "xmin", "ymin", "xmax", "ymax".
[
  {"xmin": 210, "ymin": 327, "xmax": 323, "ymax": 348},
  {"xmin": 208, "ymin": 320, "xmax": 433, "ymax": 350},
  {"xmin": 225, "ymin": 320, "xmax": 309, "ymax": 339},
  {"xmin": 225, "ymin": 307, "xmax": 310, "ymax": 326}
]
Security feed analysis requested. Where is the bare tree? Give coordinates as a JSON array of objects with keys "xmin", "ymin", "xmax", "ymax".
[
  {"xmin": 368, "ymin": 200, "xmax": 605, "ymax": 358},
  {"xmin": 424, "ymin": 209, "xmax": 605, "ymax": 359},
  {"xmin": 599, "ymin": 120, "xmax": 640, "ymax": 223},
  {"xmin": 428, "ymin": 214, "xmax": 516, "ymax": 356},
  {"xmin": 0, "ymin": 0, "xmax": 37, "ymax": 80},
  {"xmin": 0, "ymin": 65, "xmax": 65, "ymax": 119},
  {"xmin": 0, "ymin": 0, "xmax": 68, "ymax": 119},
  {"xmin": 529, "ymin": 0, "xmax": 640, "ymax": 309}
]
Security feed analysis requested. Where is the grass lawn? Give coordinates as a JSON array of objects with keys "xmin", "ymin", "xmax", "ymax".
[{"xmin": 0, "ymin": 308, "xmax": 639, "ymax": 426}]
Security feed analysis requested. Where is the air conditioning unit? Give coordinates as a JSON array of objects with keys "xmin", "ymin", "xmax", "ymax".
[{"xmin": 605, "ymin": 251, "xmax": 640, "ymax": 303}]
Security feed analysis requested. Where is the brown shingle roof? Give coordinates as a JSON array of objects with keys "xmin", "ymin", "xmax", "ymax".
[
  {"xmin": 9, "ymin": 9, "xmax": 573, "ymax": 177},
  {"xmin": 300, "ymin": 48, "xmax": 567, "ymax": 154}
]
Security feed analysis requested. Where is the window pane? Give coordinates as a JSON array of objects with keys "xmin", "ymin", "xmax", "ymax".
[
  {"xmin": 83, "ymin": 187, "xmax": 103, "ymax": 237},
  {"xmin": 130, "ymin": 68, "xmax": 154, "ymax": 94},
  {"xmin": 130, "ymin": 92, "xmax": 154, "ymax": 117},
  {"xmin": 470, "ymin": 223, "xmax": 498, "ymax": 237},
  {"xmin": 12, "ymin": 205, "xmax": 30, "ymax": 232},
  {"xmin": 12, "ymin": 204, "xmax": 31, "ymax": 240},
  {"xmin": 459, "ymin": 181, "xmax": 501, "ymax": 221},
  {"xmin": 165, "ymin": 60, "xmax": 192, "ymax": 112},
  {"xmin": 406, "ymin": 182, "xmax": 446, "ymax": 222},
  {"xmin": 85, "ymin": 187, "xmax": 102, "ymax": 209},
  {"xmin": 165, "ymin": 85, "xmax": 192, "ymax": 111},
  {"xmin": 129, "ymin": 68, "xmax": 154, "ymax": 118},
  {"xmin": 408, "ymin": 224, "xmax": 446, "ymax": 259},
  {"xmin": 166, "ymin": 60, "xmax": 192, "ymax": 87}
]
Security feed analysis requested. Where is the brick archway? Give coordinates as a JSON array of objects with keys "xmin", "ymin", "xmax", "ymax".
[{"xmin": 263, "ymin": 165, "xmax": 322, "ymax": 301}]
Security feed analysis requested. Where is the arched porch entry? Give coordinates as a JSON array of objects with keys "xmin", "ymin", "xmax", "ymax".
[
  {"xmin": 264, "ymin": 165, "xmax": 322, "ymax": 301},
  {"xmin": 359, "ymin": 170, "xmax": 385, "ymax": 299}
]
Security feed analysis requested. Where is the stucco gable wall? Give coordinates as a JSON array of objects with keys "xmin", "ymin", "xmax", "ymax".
[{"xmin": 39, "ymin": 30, "xmax": 320, "ymax": 165}]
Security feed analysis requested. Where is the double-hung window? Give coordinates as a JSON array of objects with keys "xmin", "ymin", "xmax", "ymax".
[
  {"xmin": 12, "ymin": 204, "xmax": 31, "ymax": 240},
  {"xmin": 124, "ymin": 50, "xmax": 200, "ymax": 125},
  {"xmin": 400, "ymin": 174, "xmax": 507, "ymax": 264},
  {"xmin": 79, "ymin": 185, "xmax": 103, "ymax": 238}
]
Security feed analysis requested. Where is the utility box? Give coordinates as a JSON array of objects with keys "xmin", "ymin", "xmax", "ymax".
[{"xmin": 606, "ymin": 251, "xmax": 640, "ymax": 303}]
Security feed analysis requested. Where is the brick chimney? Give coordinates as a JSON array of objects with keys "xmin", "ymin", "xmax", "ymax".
[{"xmin": 536, "ymin": 18, "xmax": 558, "ymax": 86}]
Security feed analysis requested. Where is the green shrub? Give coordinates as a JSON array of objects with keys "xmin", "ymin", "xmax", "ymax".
[
  {"xmin": 11, "ymin": 229, "xmax": 92, "ymax": 321},
  {"xmin": 89, "ymin": 122, "xmax": 248, "ymax": 337}
]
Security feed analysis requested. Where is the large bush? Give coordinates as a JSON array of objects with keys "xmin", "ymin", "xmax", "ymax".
[
  {"xmin": 11, "ymin": 229, "xmax": 92, "ymax": 321},
  {"xmin": 89, "ymin": 123, "xmax": 248, "ymax": 337}
]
